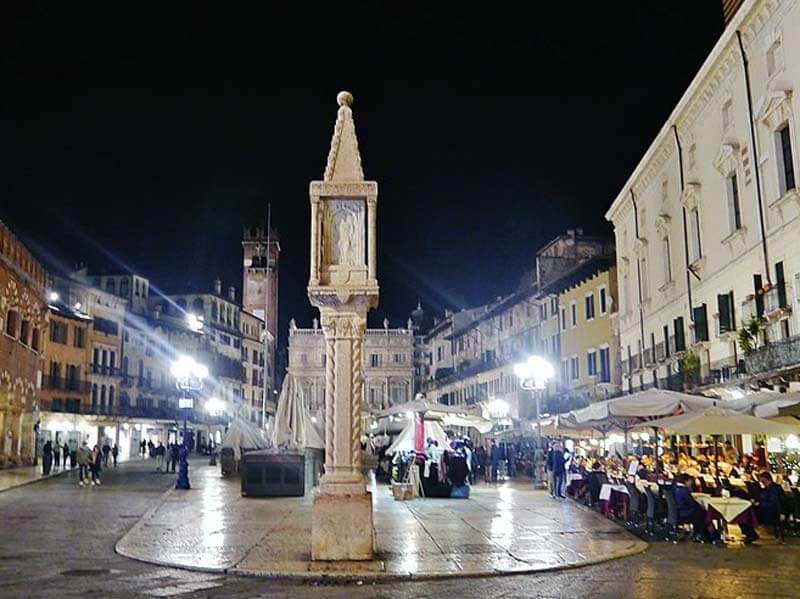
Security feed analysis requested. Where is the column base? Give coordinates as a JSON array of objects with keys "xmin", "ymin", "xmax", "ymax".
[{"xmin": 312, "ymin": 491, "xmax": 374, "ymax": 561}]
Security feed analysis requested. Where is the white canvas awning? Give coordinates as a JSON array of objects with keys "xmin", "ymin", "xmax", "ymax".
[
  {"xmin": 634, "ymin": 407, "xmax": 800, "ymax": 436},
  {"xmin": 558, "ymin": 389, "xmax": 719, "ymax": 432}
]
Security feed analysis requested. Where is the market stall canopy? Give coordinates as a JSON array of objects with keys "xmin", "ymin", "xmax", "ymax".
[
  {"xmin": 221, "ymin": 417, "xmax": 270, "ymax": 460},
  {"xmin": 558, "ymin": 389, "xmax": 719, "ymax": 432},
  {"xmin": 635, "ymin": 407, "xmax": 800, "ymax": 436},
  {"xmin": 386, "ymin": 419, "xmax": 449, "ymax": 454},
  {"xmin": 371, "ymin": 399, "xmax": 493, "ymax": 434}
]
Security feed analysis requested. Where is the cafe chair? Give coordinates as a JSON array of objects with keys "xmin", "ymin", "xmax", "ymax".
[
  {"xmin": 664, "ymin": 488, "xmax": 693, "ymax": 543},
  {"xmin": 624, "ymin": 482, "xmax": 643, "ymax": 527}
]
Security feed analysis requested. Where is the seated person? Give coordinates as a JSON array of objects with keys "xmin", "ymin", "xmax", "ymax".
[
  {"xmin": 739, "ymin": 472, "xmax": 785, "ymax": 543},
  {"xmin": 674, "ymin": 474, "xmax": 715, "ymax": 542},
  {"xmin": 583, "ymin": 462, "xmax": 607, "ymax": 506}
]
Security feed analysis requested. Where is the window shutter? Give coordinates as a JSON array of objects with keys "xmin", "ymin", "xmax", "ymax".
[
  {"xmin": 718, "ymin": 294, "xmax": 731, "ymax": 333},
  {"xmin": 674, "ymin": 317, "xmax": 685, "ymax": 352},
  {"xmin": 693, "ymin": 304, "xmax": 709, "ymax": 342}
]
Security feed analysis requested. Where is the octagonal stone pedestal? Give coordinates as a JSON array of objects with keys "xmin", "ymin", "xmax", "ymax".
[{"xmin": 312, "ymin": 490, "xmax": 374, "ymax": 561}]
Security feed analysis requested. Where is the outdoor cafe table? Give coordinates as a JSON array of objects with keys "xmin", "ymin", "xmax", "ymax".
[
  {"xmin": 566, "ymin": 472, "xmax": 584, "ymax": 497},
  {"xmin": 692, "ymin": 493, "xmax": 758, "ymax": 530},
  {"xmin": 599, "ymin": 483, "xmax": 629, "ymax": 516}
]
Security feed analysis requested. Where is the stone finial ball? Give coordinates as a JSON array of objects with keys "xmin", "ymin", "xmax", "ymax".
[{"xmin": 337, "ymin": 91, "xmax": 354, "ymax": 107}]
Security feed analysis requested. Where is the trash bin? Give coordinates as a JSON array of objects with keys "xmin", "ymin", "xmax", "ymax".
[
  {"xmin": 241, "ymin": 451, "xmax": 305, "ymax": 497},
  {"xmin": 220, "ymin": 447, "xmax": 236, "ymax": 476}
]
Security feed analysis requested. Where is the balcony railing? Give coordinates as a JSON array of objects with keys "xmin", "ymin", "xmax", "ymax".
[
  {"xmin": 764, "ymin": 285, "xmax": 790, "ymax": 317},
  {"xmin": 42, "ymin": 377, "xmax": 91, "ymax": 393},
  {"xmin": 743, "ymin": 334, "xmax": 800, "ymax": 376},
  {"xmin": 90, "ymin": 364, "xmax": 118, "ymax": 376}
]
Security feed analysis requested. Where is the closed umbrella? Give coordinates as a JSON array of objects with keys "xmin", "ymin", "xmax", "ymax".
[{"xmin": 271, "ymin": 374, "xmax": 307, "ymax": 451}]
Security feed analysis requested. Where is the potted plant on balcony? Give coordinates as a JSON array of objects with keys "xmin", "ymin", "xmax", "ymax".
[
  {"xmin": 681, "ymin": 350, "xmax": 701, "ymax": 390},
  {"xmin": 737, "ymin": 315, "xmax": 766, "ymax": 354}
]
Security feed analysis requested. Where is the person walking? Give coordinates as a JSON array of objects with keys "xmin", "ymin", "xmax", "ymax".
[
  {"xmin": 489, "ymin": 439, "xmax": 500, "ymax": 483},
  {"xmin": 53, "ymin": 438, "xmax": 61, "ymax": 470},
  {"xmin": 546, "ymin": 442, "xmax": 556, "ymax": 497},
  {"xmin": 169, "ymin": 443, "xmax": 179, "ymax": 473},
  {"xmin": 552, "ymin": 442, "xmax": 566, "ymax": 498},
  {"xmin": 77, "ymin": 441, "xmax": 91, "ymax": 486},
  {"xmin": 111, "ymin": 444, "xmax": 119, "ymax": 467},
  {"xmin": 63, "ymin": 441, "xmax": 71, "ymax": 469},
  {"xmin": 42, "ymin": 440, "xmax": 53, "ymax": 475},
  {"xmin": 91, "ymin": 445, "xmax": 102, "ymax": 485},
  {"xmin": 102, "ymin": 442, "xmax": 111, "ymax": 467},
  {"xmin": 155, "ymin": 442, "xmax": 165, "ymax": 471},
  {"xmin": 147, "ymin": 439, "xmax": 155, "ymax": 458}
]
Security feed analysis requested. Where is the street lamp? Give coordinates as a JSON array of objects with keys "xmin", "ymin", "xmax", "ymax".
[
  {"xmin": 514, "ymin": 355, "xmax": 554, "ymax": 489},
  {"xmin": 170, "ymin": 355, "xmax": 208, "ymax": 489}
]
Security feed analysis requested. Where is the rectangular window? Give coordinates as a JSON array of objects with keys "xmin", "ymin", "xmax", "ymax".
[
  {"xmin": 650, "ymin": 332, "xmax": 656, "ymax": 364},
  {"xmin": 585, "ymin": 294, "xmax": 595, "ymax": 320},
  {"xmin": 690, "ymin": 208, "xmax": 702, "ymax": 262},
  {"xmin": 560, "ymin": 308, "xmax": 566, "ymax": 331},
  {"xmin": 570, "ymin": 356, "xmax": 579, "ymax": 380},
  {"xmin": 754, "ymin": 274, "xmax": 765, "ymax": 317},
  {"xmin": 717, "ymin": 291, "xmax": 735, "ymax": 334},
  {"xmin": 370, "ymin": 354, "xmax": 380, "ymax": 367},
  {"xmin": 674, "ymin": 317, "xmax": 686, "ymax": 352},
  {"xmin": 662, "ymin": 236, "xmax": 672, "ymax": 283},
  {"xmin": 693, "ymin": 304, "xmax": 709, "ymax": 343},
  {"xmin": 587, "ymin": 350, "xmax": 597, "ymax": 376},
  {"xmin": 663, "ymin": 325, "xmax": 671, "ymax": 358},
  {"xmin": 570, "ymin": 301, "xmax": 577, "ymax": 328},
  {"xmin": 599, "ymin": 347, "xmax": 610, "ymax": 383},
  {"xmin": 551, "ymin": 297, "xmax": 559, "ymax": 317},
  {"xmin": 776, "ymin": 261, "xmax": 787, "ymax": 308},
  {"xmin": 599, "ymin": 287, "xmax": 607, "ymax": 314},
  {"xmin": 561, "ymin": 359, "xmax": 569, "ymax": 382},
  {"xmin": 538, "ymin": 304, "xmax": 545, "ymax": 321},
  {"xmin": 778, "ymin": 124, "xmax": 796, "ymax": 194},
  {"xmin": 727, "ymin": 173, "xmax": 742, "ymax": 232}
]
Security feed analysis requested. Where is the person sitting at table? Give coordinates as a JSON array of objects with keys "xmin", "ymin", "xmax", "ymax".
[
  {"xmin": 723, "ymin": 441, "xmax": 739, "ymax": 464},
  {"xmin": 674, "ymin": 474, "xmax": 713, "ymax": 542},
  {"xmin": 739, "ymin": 472, "xmax": 785, "ymax": 543}
]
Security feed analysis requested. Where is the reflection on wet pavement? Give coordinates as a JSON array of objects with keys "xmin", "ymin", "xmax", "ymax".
[{"xmin": 117, "ymin": 464, "xmax": 646, "ymax": 578}]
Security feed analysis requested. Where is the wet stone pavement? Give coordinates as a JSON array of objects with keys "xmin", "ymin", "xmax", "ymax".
[
  {"xmin": 116, "ymin": 464, "xmax": 646, "ymax": 578},
  {"xmin": 0, "ymin": 458, "xmax": 798, "ymax": 597}
]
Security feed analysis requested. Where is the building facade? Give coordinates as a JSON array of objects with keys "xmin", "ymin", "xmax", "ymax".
[
  {"xmin": 287, "ymin": 320, "xmax": 414, "ymax": 418},
  {"xmin": 0, "ymin": 221, "xmax": 48, "ymax": 467},
  {"xmin": 240, "ymin": 309, "xmax": 271, "ymax": 426},
  {"xmin": 606, "ymin": 0, "xmax": 800, "ymax": 394},
  {"xmin": 422, "ymin": 231, "xmax": 619, "ymax": 420}
]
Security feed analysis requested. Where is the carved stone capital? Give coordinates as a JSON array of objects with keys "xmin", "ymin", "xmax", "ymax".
[{"xmin": 320, "ymin": 312, "xmax": 367, "ymax": 340}]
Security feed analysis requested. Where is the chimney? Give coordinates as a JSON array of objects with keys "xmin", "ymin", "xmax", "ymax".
[
  {"xmin": 214, "ymin": 278, "xmax": 222, "ymax": 295},
  {"xmin": 228, "ymin": 286, "xmax": 236, "ymax": 301}
]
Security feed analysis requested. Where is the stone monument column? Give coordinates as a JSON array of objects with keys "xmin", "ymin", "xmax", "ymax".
[{"xmin": 308, "ymin": 91, "xmax": 379, "ymax": 561}]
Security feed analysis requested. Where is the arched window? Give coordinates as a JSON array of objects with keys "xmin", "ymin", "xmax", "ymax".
[
  {"xmin": 5, "ymin": 309, "xmax": 19, "ymax": 337},
  {"xmin": 177, "ymin": 298, "xmax": 187, "ymax": 310},
  {"xmin": 119, "ymin": 278, "xmax": 130, "ymax": 298},
  {"xmin": 91, "ymin": 384, "xmax": 98, "ymax": 410},
  {"xmin": 192, "ymin": 298, "xmax": 204, "ymax": 313},
  {"xmin": 105, "ymin": 279, "xmax": 117, "ymax": 295}
]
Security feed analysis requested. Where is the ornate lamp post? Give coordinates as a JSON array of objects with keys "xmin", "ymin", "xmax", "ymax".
[
  {"xmin": 514, "ymin": 355, "xmax": 554, "ymax": 489},
  {"xmin": 170, "ymin": 354, "xmax": 208, "ymax": 490}
]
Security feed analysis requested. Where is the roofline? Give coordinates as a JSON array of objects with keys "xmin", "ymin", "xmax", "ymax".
[{"xmin": 605, "ymin": 0, "xmax": 761, "ymax": 222}]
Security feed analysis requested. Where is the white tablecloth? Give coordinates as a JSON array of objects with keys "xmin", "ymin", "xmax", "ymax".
[
  {"xmin": 599, "ymin": 483, "xmax": 628, "ymax": 502},
  {"xmin": 693, "ymin": 494, "xmax": 752, "ymax": 522}
]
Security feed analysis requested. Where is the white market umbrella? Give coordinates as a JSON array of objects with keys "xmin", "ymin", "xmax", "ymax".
[
  {"xmin": 220, "ymin": 417, "xmax": 270, "ymax": 460},
  {"xmin": 636, "ymin": 407, "xmax": 800, "ymax": 436},
  {"xmin": 386, "ymin": 420, "xmax": 449, "ymax": 455}
]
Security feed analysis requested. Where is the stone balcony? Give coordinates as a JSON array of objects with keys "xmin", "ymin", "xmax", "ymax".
[{"xmin": 744, "ymin": 334, "xmax": 800, "ymax": 376}]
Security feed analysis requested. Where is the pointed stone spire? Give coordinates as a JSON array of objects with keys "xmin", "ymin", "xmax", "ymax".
[{"xmin": 323, "ymin": 91, "xmax": 364, "ymax": 182}]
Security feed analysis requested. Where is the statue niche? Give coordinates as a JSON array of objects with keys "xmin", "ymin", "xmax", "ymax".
[{"xmin": 321, "ymin": 199, "xmax": 366, "ymax": 283}]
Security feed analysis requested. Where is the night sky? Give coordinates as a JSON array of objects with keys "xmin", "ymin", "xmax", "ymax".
[{"xmin": 2, "ymin": 3, "xmax": 724, "ymax": 347}]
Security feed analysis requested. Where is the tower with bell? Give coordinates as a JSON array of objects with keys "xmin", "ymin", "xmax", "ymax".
[{"xmin": 307, "ymin": 91, "xmax": 378, "ymax": 561}]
